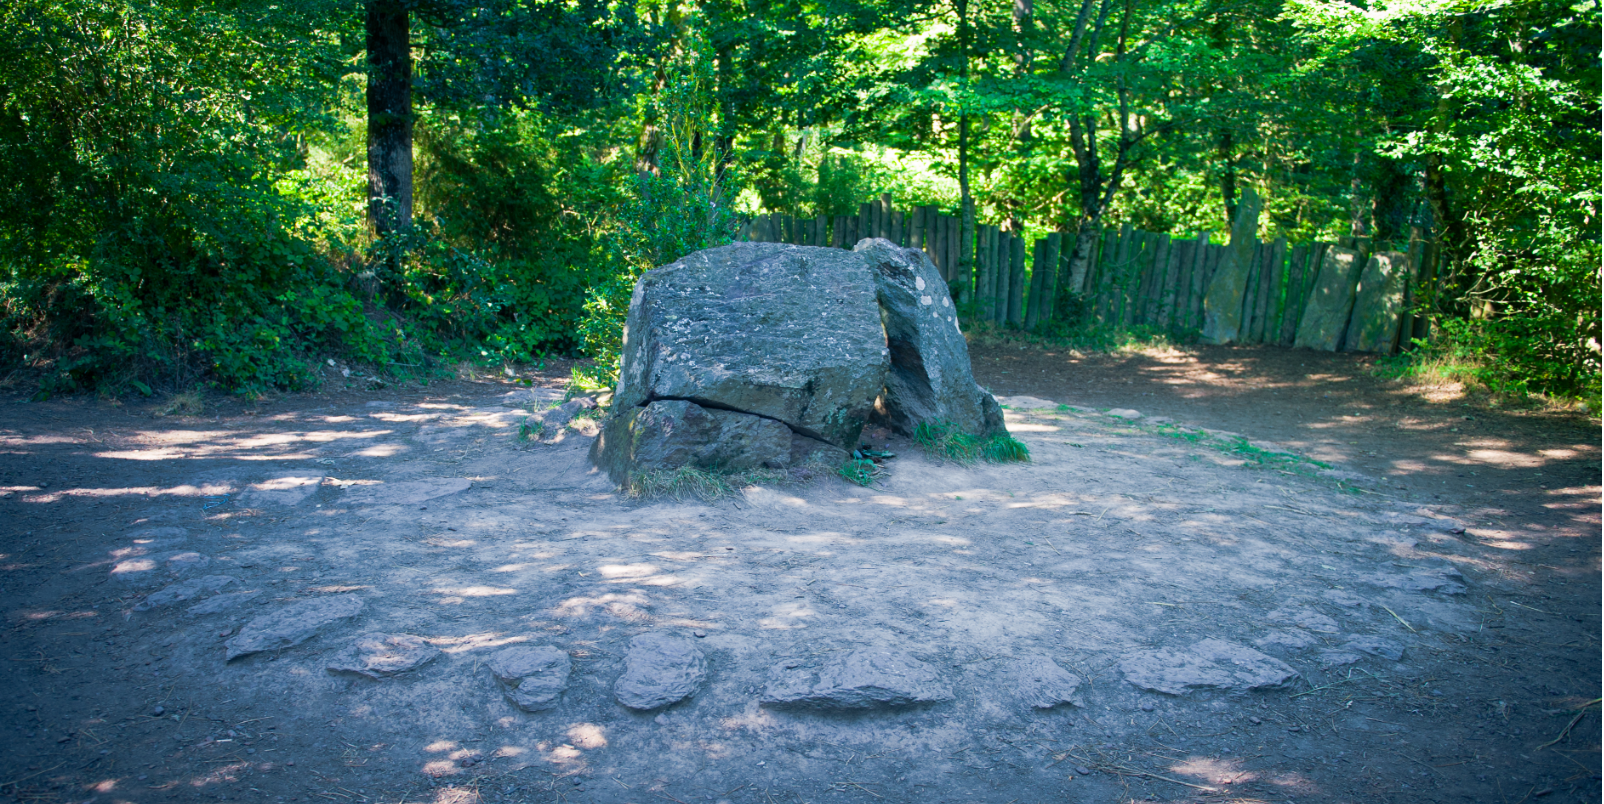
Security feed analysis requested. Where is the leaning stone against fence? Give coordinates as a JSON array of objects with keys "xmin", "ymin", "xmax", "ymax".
[
  {"xmin": 1294, "ymin": 245, "xmax": 1366, "ymax": 351},
  {"xmin": 1343, "ymin": 251, "xmax": 1411, "ymax": 354},
  {"xmin": 1200, "ymin": 187, "xmax": 1263, "ymax": 344}
]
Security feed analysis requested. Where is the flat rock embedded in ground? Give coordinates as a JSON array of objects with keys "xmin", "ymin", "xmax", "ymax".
[
  {"xmin": 1364, "ymin": 563, "xmax": 1467, "ymax": 595},
  {"xmin": 134, "ymin": 575, "xmax": 237, "ymax": 611},
  {"xmin": 614, "ymin": 632, "xmax": 707, "ymax": 711},
  {"xmin": 1014, "ymin": 655, "xmax": 1084, "ymax": 709},
  {"xmin": 240, "ymin": 475, "xmax": 324, "ymax": 507},
  {"xmin": 761, "ymin": 649, "xmax": 953, "ymax": 710},
  {"xmin": 488, "ymin": 645, "xmax": 572, "ymax": 712},
  {"xmin": 1267, "ymin": 606, "xmax": 1341, "ymax": 633},
  {"xmin": 224, "ymin": 595, "xmax": 365, "ymax": 660},
  {"xmin": 188, "ymin": 590, "xmax": 261, "ymax": 616},
  {"xmin": 326, "ymin": 633, "xmax": 441, "ymax": 679},
  {"xmin": 110, "ymin": 551, "xmax": 211, "ymax": 585},
  {"xmin": 1345, "ymin": 636, "xmax": 1406, "ymax": 661},
  {"xmin": 1120, "ymin": 639, "xmax": 1300, "ymax": 695},
  {"xmin": 341, "ymin": 478, "xmax": 471, "ymax": 507}
]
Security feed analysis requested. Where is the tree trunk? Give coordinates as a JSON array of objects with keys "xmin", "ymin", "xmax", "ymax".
[
  {"xmin": 957, "ymin": 0, "xmax": 975, "ymax": 297},
  {"xmin": 366, "ymin": 0, "xmax": 412, "ymax": 236},
  {"xmin": 1218, "ymin": 129, "xmax": 1237, "ymax": 229}
]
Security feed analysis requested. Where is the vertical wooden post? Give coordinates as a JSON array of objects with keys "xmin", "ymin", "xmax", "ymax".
[
  {"xmin": 909, "ymin": 207, "xmax": 925, "ymax": 251},
  {"xmin": 1025, "ymin": 239, "xmax": 1044, "ymax": 330},
  {"xmin": 1041, "ymin": 232, "xmax": 1061, "ymax": 326},
  {"xmin": 857, "ymin": 203, "xmax": 872, "ymax": 246},
  {"xmin": 1157, "ymin": 235, "xmax": 1182, "ymax": 331},
  {"xmin": 890, "ymin": 210, "xmax": 904, "ymax": 247},
  {"xmin": 1279, "ymin": 244, "xmax": 1308, "ymax": 345},
  {"xmin": 994, "ymin": 231, "xmax": 1010, "ymax": 324},
  {"xmin": 1007, "ymin": 234, "xmax": 1026, "ymax": 326}
]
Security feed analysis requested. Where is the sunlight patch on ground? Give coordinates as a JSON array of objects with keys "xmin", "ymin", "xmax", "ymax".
[
  {"xmin": 430, "ymin": 633, "xmax": 527, "ymax": 654},
  {"xmin": 1171, "ymin": 756, "xmax": 1258, "ymax": 786}
]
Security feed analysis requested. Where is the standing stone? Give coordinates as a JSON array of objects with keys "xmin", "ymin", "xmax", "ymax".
[
  {"xmin": 761, "ymin": 649, "xmax": 953, "ymax": 710},
  {"xmin": 1200, "ymin": 187, "xmax": 1262, "ymax": 344},
  {"xmin": 1294, "ymin": 246, "xmax": 1365, "ymax": 351},
  {"xmin": 1015, "ymin": 655, "xmax": 1084, "ymax": 709},
  {"xmin": 327, "ymin": 633, "xmax": 441, "ymax": 679},
  {"xmin": 489, "ymin": 645, "xmax": 572, "ymax": 712},
  {"xmin": 225, "ymin": 595, "xmax": 364, "ymax": 660},
  {"xmin": 614, "ymin": 632, "xmax": 707, "ymax": 710},
  {"xmin": 594, "ymin": 400, "xmax": 793, "ymax": 486},
  {"xmin": 610, "ymin": 243, "xmax": 888, "ymax": 450},
  {"xmin": 855, "ymin": 239, "xmax": 1007, "ymax": 438},
  {"xmin": 1120, "ymin": 639, "xmax": 1298, "ymax": 695},
  {"xmin": 1343, "ymin": 251, "xmax": 1410, "ymax": 353}
]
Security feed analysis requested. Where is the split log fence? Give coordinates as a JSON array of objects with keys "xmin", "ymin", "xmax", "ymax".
[{"xmin": 741, "ymin": 190, "xmax": 1437, "ymax": 354}]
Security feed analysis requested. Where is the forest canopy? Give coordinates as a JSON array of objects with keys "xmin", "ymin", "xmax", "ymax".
[{"xmin": 0, "ymin": 0, "xmax": 1597, "ymax": 402}]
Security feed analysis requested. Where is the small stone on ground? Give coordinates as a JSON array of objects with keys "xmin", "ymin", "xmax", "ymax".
[
  {"xmin": 327, "ymin": 633, "xmax": 441, "ymax": 679},
  {"xmin": 762, "ymin": 649, "xmax": 953, "ymax": 710},
  {"xmin": 225, "ymin": 595, "xmax": 365, "ymax": 660},
  {"xmin": 488, "ymin": 646, "xmax": 572, "ymax": 712},
  {"xmin": 614, "ymin": 632, "xmax": 707, "ymax": 711}
]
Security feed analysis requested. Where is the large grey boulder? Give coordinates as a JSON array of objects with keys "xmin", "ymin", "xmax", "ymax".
[
  {"xmin": 593, "ymin": 400, "xmax": 793, "ymax": 486},
  {"xmin": 1120, "ymin": 639, "xmax": 1298, "ymax": 695},
  {"xmin": 488, "ymin": 645, "xmax": 572, "ymax": 712},
  {"xmin": 855, "ymin": 239, "xmax": 1006, "ymax": 437},
  {"xmin": 1294, "ymin": 246, "xmax": 1365, "ymax": 351},
  {"xmin": 225, "ymin": 595, "xmax": 364, "ymax": 660},
  {"xmin": 612, "ymin": 243, "xmax": 889, "ymax": 449},
  {"xmin": 1343, "ymin": 251, "xmax": 1410, "ymax": 353},
  {"xmin": 761, "ymin": 649, "xmax": 953, "ymax": 710},
  {"xmin": 614, "ymin": 632, "xmax": 707, "ymax": 710}
]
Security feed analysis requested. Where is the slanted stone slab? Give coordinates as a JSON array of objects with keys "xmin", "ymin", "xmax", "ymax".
[
  {"xmin": 1363, "ymin": 563, "xmax": 1467, "ymax": 595},
  {"xmin": 1200, "ymin": 187, "xmax": 1262, "ymax": 344},
  {"xmin": 225, "ymin": 595, "xmax": 364, "ymax": 660},
  {"xmin": 341, "ymin": 478, "xmax": 471, "ymax": 507},
  {"xmin": 135, "ymin": 575, "xmax": 238, "ymax": 611},
  {"xmin": 762, "ymin": 649, "xmax": 953, "ymax": 710},
  {"xmin": 1294, "ymin": 246, "xmax": 1365, "ymax": 351},
  {"xmin": 1014, "ymin": 655, "xmax": 1084, "ymax": 709},
  {"xmin": 1255, "ymin": 629, "xmax": 1319, "ymax": 651},
  {"xmin": 1345, "ymin": 636, "xmax": 1406, "ymax": 661},
  {"xmin": 614, "ymin": 632, "xmax": 707, "ymax": 711},
  {"xmin": 240, "ymin": 475, "xmax": 324, "ymax": 508},
  {"xmin": 1344, "ymin": 251, "xmax": 1410, "ymax": 353},
  {"xmin": 489, "ymin": 646, "xmax": 572, "ymax": 712},
  {"xmin": 327, "ymin": 633, "xmax": 441, "ymax": 679},
  {"xmin": 1120, "ymin": 639, "xmax": 1299, "ymax": 695},
  {"xmin": 855, "ymin": 239, "xmax": 1006, "ymax": 438},
  {"xmin": 110, "ymin": 551, "xmax": 211, "ymax": 585},
  {"xmin": 1267, "ymin": 606, "xmax": 1341, "ymax": 633},
  {"xmin": 187, "ymin": 590, "xmax": 261, "ymax": 616},
  {"xmin": 611, "ymin": 242, "xmax": 888, "ymax": 450},
  {"xmin": 594, "ymin": 400, "xmax": 793, "ymax": 485}
]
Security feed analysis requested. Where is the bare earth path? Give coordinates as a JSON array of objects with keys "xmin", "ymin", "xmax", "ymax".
[{"xmin": 0, "ymin": 345, "xmax": 1597, "ymax": 804}]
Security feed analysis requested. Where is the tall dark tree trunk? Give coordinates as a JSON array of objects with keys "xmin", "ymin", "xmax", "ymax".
[
  {"xmin": 1218, "ymin": 129, "xmax": 1237, "ymax": 229},
  {"xmin": 713, "ymin": 40, "xmax": 736, "ymax": 189},
  {"xmin": 1370, "ymin": 157, "xmax": 1412, "ymax": 247},
  {"xmin": 366, "ymin": 0, "xmax": 412, "ymax": 236},
  {"xmin": 957, "ymin": 0, "xmax": 975, "ymax": 294}
]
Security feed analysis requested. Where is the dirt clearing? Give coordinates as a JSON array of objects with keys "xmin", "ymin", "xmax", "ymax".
[{"xmin": 1, "ymin": 345, "xmax": 1597, "ymax": 804}]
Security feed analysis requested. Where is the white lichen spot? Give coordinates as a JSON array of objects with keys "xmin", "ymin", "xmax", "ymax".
[
  {"xmin": 916, "ymin": 276, "xmax": 926, "ymax": 291},
  {"xmin": 920, "ymin": 295, "xmax": 933, "ymax": 306},
  {"xmin": 942, "ymin": 296, "xmax": 950, "ymax": 307}
]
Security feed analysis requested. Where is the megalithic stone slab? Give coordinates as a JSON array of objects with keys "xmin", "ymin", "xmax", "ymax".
[
  {"xmin": 592, "ymin": 400, "xmax": 794, "ymax": 487},
  {"xmin": 1200, "ymin": 187, "xmax": 1262, "ymax": 344},
  {"xmin": 855, "ymin": 239, "xmax": 1008, "ymax": 438},
  {"xmin": 1343, "ymin": 251, "xmax": 1411, "ymax": 353},
  {"xmin": 225, "ymin": 595, "xmax": 364, "ymax": 661},
  {"xmin": 327, "ymin": 633, "xmax": 442, "ymax": 679},
  {"xmin": 1294, "ymin": 246, "xmax": 1365, "ymax": 351},
  {"xmin": 611, "ymin": 243, "xmax": 888, "ymax": 450}
]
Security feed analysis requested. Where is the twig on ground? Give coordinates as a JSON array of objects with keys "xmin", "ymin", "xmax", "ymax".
[
  {"xmin": 1537, "ymin": 698, "xmax": 1600, "ymax": 750},
  {"xmin": 1380, "ymin": 604, "xmax": 1417, "ymax": 633}
]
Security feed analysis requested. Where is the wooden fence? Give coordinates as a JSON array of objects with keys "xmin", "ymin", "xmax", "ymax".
[{"xmin": 741, "ymin": 190, "xmax": 1437, "ymax": 354}]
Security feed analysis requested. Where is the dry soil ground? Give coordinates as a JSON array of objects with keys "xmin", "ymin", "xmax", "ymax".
[{"xmin": 0, "ymin": 344, "xmax": 1598, "ymax": 804}]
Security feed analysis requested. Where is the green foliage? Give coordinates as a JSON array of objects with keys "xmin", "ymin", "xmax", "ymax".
[
  {"xmin": 1379, "ymin": 318, "xmax": 1602, "ymax": 409},
  {"xmin": 837, "ymin": 457, "xmax": 882, "ymax": 487},
  {"xmin": 913, "ymin": 420, "xmax": 1030, "ymax": 464}
]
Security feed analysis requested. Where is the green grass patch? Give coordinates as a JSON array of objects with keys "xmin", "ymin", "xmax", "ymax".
[
  {"xmin": 1151, "ymin": 422, "xmax": 1329, "ymax": 473},
  {"xmin": 913, "ymin": 420, "xmax": 1031, "ymax": 465},
  {"xmin": 837, "ymin": 457, "xmax": 883, "ymax": 486}
]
